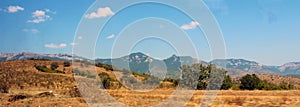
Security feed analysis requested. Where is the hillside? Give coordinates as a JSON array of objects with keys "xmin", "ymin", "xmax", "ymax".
[
  {"xmin": 1, "ymin": 52, "xmax": 300, "ymax": 77},
  {"xmin": 0, "ymin": 60, "xmax": 86, "ymax": 106},
  {"xmin": 1, "ymin": 60, "xmax": 300, "ymax": 106}
]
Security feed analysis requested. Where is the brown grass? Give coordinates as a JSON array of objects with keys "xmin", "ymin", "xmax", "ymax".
[{"xmin": 1, "ymin": 60, "xmax": 300, "ymax": 107}]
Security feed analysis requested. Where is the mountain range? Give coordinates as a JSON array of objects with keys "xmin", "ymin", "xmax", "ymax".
[{"xmin": 1, "ymin": 52, "xmax": 299, "ymax": 77}]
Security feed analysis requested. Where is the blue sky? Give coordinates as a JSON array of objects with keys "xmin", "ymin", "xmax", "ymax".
[{"xmin": 0, "ymin": 0, "xmax": 300, "ymax": 66}]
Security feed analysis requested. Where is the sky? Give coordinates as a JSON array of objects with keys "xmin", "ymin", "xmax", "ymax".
[{"xmin": 0, "ymin": 0, "xmax": 300, "ymax": 66}]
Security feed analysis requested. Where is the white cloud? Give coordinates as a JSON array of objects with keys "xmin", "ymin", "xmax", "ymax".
[
  {"xmin": 180, "ymin": 21, "xmax": 200, "ymax": 30},
  {"xmin": 7, "ymin": 6, "xmax": 24, "ymax": 13},
  {"xmin": 44, "ymin": 8, "xmax": 56, "ymax": 14},
  {"xmin": 85, "ymin": 7, "xmax": 114, "ymax": 19},
  {"xmin": 33, "ymin": 10, "xmax": 46, "ymax": 17},
  {"xmin": 106, "ymin": 34, "xmax": 115, "ymax": 39},
  {"xmin": 28, "ymin": 9, "xmax": 53, "ymax": 23},
  {"xmin": 70, "ymin": 42, "xmax": 78, "ymax": 46},
  {"xmin": 77, "ymin": 36, "xmax": 83, "ymax": 40},
  {"xmin": 22, "ymin": 29, "xmax": 39, "ymax": 34},
  {"xmin": 45, "ymin": 43, "xmax": 67, "ymax": 49},
  {"xmin": 203, "ymin": 0, "xmax": 228, "ymax": 15}
]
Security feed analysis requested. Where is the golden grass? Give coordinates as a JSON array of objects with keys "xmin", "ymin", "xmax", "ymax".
[
  {"xmin": 103, "ymin": 90, "xmax": 300, "ymax": 107},
  {"xmin": 2, "ymin": 60, "xmax": 300, "ymax": 107}
]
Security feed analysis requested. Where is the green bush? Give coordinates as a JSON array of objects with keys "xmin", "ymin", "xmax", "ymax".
[
  {"xmin": 163, "ymin": 78, "xmax": 180, "ymax": 86},
  {"xmin": 279, "ymin": 82, "xmax": 294, "ymax": 90},
  {"xmin": 239, "ymin": 74, "xmax": 261, "ymax": 90},
  {"xmin": 180, "ymin": 64, "xmax": 232, "ymax": 90},
  {"xmin": 132, "ymin": 72, "xmax": 150, "ymax": 80},
  {"xmin": 98, "ymin": 72, "xmax": 110, "ymax": 81},
  {"xmin": 63, "ymin": 61, "xmax": 71, "ymax": 67},
  {"xmin": 98, "ymin": 72, "xmax": 121, "ymax": 89},
  {"xmin": 221, "ymin": 75, "xmax": 233, "ymax": 90},
  {"xmin": 35, "ymin": 65, "xmax": 64, "ymax": 74},
  {"xmin": 257, "ymin": 80, "xmax": 271, "ymax": 90},
  {"xmin": 95, "ymin": 63, "xmax": 114, "ymax": 71},
  {"xmin": 197, "ymin": 81, "xmax": 207, "ymax": 90},
  {"xmin": 0, "ymin": 84, "xmax": 9, "ymax": 93},
  {"xmin": 50, "ymin": 62, "xmax": 59, "ymax": 70},
  {"xmin": 239, "ymin": 74, "xmax": 295, "ymax": 90}
]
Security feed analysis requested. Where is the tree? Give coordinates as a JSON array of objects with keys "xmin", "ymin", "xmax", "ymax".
[
  {"xmin": 221, "ymin": 75, "xmax": 233, "ymax": 90},
  {"xmin": 98, "ymin": 72, "xmax": 110, "ymax": 81},
  {"xmin": 239, "ymin": 74, "xmax": 261, "ymax": 90},
  {"xmin": 63, "ymin": 61, "xmax": 71, "ymax": 67},
  {"xmin": 50, "ymin": 62, "xmax": 59, "ymax": 70},
  {"xmin": 0, "ymin": 83, "xmax": 9, "ymax": 93},
  {"xmin": 180, "ymin": 64, "xmax": 232, "ymax": 90},
  {"xmin": 257, "ymin": 80, "xmax": 271, "ymax": 90},
  {"xmin": 197, "ymin": 81, "xmax": 207, "ymax": 90},
  {"xmin": 98, "ymin": 72, "xmax": 120, "ymax": 89},
  {"xmin": 95, "ymin": 63, "xmax": 114, "ymax": 71}
]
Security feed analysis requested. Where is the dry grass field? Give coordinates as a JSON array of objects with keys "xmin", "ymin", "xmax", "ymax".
[
  {"xmin": 2, "ymin": 89, "xmax": 300, "ymax": 107},
  {"xmin": 1, "ymin": 60, "xmax": 300, "ymax": 107}
]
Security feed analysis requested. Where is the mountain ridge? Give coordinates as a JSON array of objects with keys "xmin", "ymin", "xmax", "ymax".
[{"xmin": 0, "ymin": 52, "xmax": 299, "ymax": 76}]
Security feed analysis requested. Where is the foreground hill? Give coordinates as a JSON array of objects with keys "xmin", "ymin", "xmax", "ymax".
[
  {"xmin": 1, "ymin": 60, "xmax": 300, "ymax": 106},
  {"xmin": 0, "ymin": 60, "xmax": 86, "ymax": 106}
]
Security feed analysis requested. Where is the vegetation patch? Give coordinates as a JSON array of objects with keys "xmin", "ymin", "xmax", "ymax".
[
  {"xmin": 8, "ymin": 94, "xmax": 31, "ymax": 102},
  {"xmin": 35, "ymin": 64, "xmax": 64, "ymax": 74},
  {"xmin": 95, "ymin": 62, "xmax": 114, "ymax": 71},
  {"xmin": 239, "ymin": 74, "xmax": 295, "ymax": 90}
]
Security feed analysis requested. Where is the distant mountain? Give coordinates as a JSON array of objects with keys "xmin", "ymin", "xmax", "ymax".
[
  {"xmin": 0, "ymin": 52, "xmax": 87, "ymax": 62},
  {"xmin": 95, "ymin": 52, "xmax": 156, "ymax": 73},
  {"xmin": 95, "ymin": 52, "xmax": 201, "ymax": 74},
  {"xmin": 209, "ymin": 59, "xmax": 300, "ymax": 77},
  {"xmin": 278, "ymin": 62, "xmax": 300, "ymax": 75},
  {"xmin": 210, "ymin": 59, "xmax": 275, "ymax": 77},
  {"xmin": 1, "ymin": 52, "xmax": 300, "ymax": 77}
]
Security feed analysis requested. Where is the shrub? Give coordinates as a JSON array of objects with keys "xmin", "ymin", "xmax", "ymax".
[
  {"xmin": 279, "ymin": 82, "xmax": 294, "ymax": 90},
  {"xmin": 95, "ymin": 63, "xmax": 113, "ymax": 71},
  {"xmin": 50, "ymin": 62, "xmax": 59, "ymax": 70},
  {"xmin": 8, "ymin": 94, "xmax": 30, "ymax": 102},
  {"xmin": 63, "ymin": 61, "xmax": 71, "ymax": 67},
  {"xmin": 163, "ymin": 78, "xmax": 180, "ymax": 86},
  {"xmin": 35, "ymin": 65, "xmax": 64, "ymax": 74},
  {"xmin": 0, "ymin": 84, "xmax": 9, "ymax": 93},
  {"xmin": 98, "ymin": 72, "xmax": 110, "ymax": 81},
  {"xmin": 221, "ymin": 75, "xmax": 233, "ymax": 90},
  {"xmin": 180, "ymin": 64, "xmax": 232, "ymax": 90},
  {"xmin": 197, "ymin": 81, "xmax": 207, "ymax": 90},
  {"xmin": 98, "ymin": 72, "xmax": 121, "ymax": 89},
  {"xmin": 239, "ymin": 74, "xmax": 261, "ymax": 90},
  {"xmin": 132, "ymin": 72, "xmax": 150, "ymax": 80},
  {"xmin": 257, "ymin": 80, "xmax": 271, "ymax": 90}
]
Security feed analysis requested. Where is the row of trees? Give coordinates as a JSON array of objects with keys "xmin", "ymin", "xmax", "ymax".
[
  {"xmin": 94, "ymin": 63, "xmax": 295, "ymax": 90},
  {"xmin": 95, "ymin": 64, "xmax": 234, "ymax": 90},
  {"xmin": 35, "ymin": 62, "xmax": 64, "ymax": 74},
  {"xmin": 35, "ymin": 61, "xmax": 71, "ymax": 74},
  {"xmin": 239, "ymin": 74, "xmax": 294, "ymax": 90}
]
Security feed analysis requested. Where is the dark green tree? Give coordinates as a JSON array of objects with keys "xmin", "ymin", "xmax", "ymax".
[
  {"xmin": 95, "ymin": 63, "xmax": 114, "ymax": 71},
  {"xmin": 63, "ymin": 61, "xmax": 71, "ymax": 67},
  {"xmin": 239, "ymin": 74, "xmax": 261, "ymax": 90},
  {"xmin": 197, "ymin": 81, "xmax": 207, "ymax": 90},
  {"xmin": 221, "ymin": 75, "xmax": 233, "ymax": 90},
  {"xmin": 98, "ymin": 72, "xmax": 110, "ymax": 81},
  {"xmin": 50, "ymin": 62, "xmax": 59, "ymax": 70}
]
